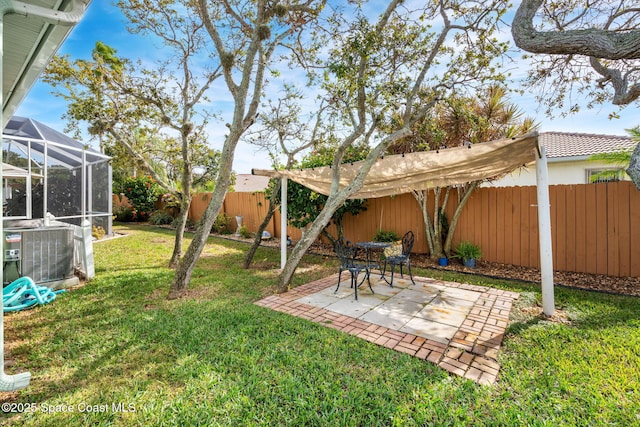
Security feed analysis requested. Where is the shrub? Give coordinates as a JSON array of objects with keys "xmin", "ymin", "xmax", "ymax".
[
  {"xmin": 92, "ymin": 225, "xmax": 106, "ymax": 240},
  {"xmin": 238, "ymin": 225, "xmax": 252, "ymax": 238},
  {"xmin": 120, "ymin": 176, "xmax": 161, "ymax": 221},
  {"xmin": 373, "ymin": 229, "xmax": 400, "ymax": 242},
  {"xmin": 149, "ymin": 210, "xmax": 174, "ymax": 225},
  {"xmin": 160, "ymin": 193, "xmax": 180, "ymax": 209},
  {"xmin": 113, "ymin": 206, "xmax": 134, "ymax": 222},
  {"xmin": 453, "ymin": 241, "xmax": 482, "ymax": 260},
  {"xmin": 211, "ymin": 213, "xmax": 232, "ymax": 234},
  {"xmin": 172, "ymin": 217, "xmax": 194, "ymax": 230}
]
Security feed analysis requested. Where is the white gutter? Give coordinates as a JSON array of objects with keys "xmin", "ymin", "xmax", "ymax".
[
  {"xmin": 1, "ymin": 0, "xmax": 89, "ymax": 392},
  {"xmin": 2, "ymin": 0, "xmax": 89, "ymax": 25}
]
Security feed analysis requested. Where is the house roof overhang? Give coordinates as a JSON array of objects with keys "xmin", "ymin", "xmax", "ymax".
[{"xmin": 2, "ymin": 0, "xmax": 91, "ymax": 126}]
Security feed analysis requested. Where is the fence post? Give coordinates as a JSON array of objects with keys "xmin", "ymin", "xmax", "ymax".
[{"xmin": 536, "ymin": 147, "xmax": 555, "ymax": 316}]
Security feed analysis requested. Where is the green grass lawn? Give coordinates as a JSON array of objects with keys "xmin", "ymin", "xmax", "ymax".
[{"xmin": 1, "ymin": 224, "xmax": 639, "ymax": 426}]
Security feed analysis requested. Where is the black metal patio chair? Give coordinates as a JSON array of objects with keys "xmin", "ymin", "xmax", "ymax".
[
  {"xmin": 382, "ymin": 231, "xmax": 416, "ymax": 287},
  {"xmin": 334, "ymin": 238, "xmax": 373, "ymax": 300}
]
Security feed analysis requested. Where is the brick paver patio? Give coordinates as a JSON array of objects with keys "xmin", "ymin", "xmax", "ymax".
[{"xmin": 255, "ymin": 273, "xmax": 519, "ymax": 385}]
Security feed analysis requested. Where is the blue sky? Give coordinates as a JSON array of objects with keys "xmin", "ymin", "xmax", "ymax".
[{"xmin": 15, "ymin": 0, "xmax": 640, "ymax": 174}]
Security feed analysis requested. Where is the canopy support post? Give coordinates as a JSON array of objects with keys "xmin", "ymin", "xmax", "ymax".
[
  {"xmin": 536, "ymin": 146, "xmax": 555, "ymax": 316},
  {"xmin": 280, "ymin": 177, "xmax": 288, "ymax": 269}
]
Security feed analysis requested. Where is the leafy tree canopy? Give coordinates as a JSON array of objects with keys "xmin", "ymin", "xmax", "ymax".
[
  {"xmin": 286, "ymin": 139, "xmax": 370, "ymax": 243},
  {"xmin": 384, "ymin": 85, "xmax": 538, "ymax": 258}
]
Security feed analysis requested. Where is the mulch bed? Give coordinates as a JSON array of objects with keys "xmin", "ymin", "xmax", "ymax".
[
  {"xmin": 218, "ymin": 234, "xmax": 640, "ymax": 298},
  {"xmin": 408, "ymin": 253, "xmax": 640, "ymax": 298}
]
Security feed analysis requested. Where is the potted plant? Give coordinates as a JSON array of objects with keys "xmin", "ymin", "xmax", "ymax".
[{"xmin": 453, "ymin": 241, "xmax": 481, "ymax": 268}]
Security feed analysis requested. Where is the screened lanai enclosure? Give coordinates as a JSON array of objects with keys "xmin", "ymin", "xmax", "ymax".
[{"xmin": 2, "ymin": 116, "xmax": 110, "ymax": 285}]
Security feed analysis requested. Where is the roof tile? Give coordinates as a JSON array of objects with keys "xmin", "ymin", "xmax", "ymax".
[{"xmin": 540, "ymin": 131, "xmax": 635, "ymax": 158}]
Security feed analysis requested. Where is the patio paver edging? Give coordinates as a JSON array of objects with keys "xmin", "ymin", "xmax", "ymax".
[{"xmin": 255, "ymin": 273, "xmax": 519, "ymax": 385}]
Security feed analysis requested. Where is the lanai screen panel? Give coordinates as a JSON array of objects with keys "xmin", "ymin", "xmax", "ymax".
[
  {"xmin": 87, "ymin": 156, "xmax": 111, "ymax": 231},
  {"xmin": 2, "ymin": 117, "xmax": 112, "ymax": 234},
  {"xmin": 46, "ymin": 155, "xmax": 82, "ymax": 222}
]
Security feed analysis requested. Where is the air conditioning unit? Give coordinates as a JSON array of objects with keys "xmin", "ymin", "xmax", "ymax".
[{"xmin": 3, "ymin": 227, "xmax": 74, "ymax": 285}]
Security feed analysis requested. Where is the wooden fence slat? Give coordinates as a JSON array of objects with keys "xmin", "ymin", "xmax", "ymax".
[
  {"xmin": 496, "ymin": 188, "xmax": 505, "ymax": 263},
  {"xmin": 520, "ymin": 187, "xmax": 529, "ymax": 267},
  {"xmin": 529, "ymin": 187, "xmax": 539, "ymax": 269},
  {"xmin": 511, "ymin": 187, "xmax": 522, "ymax": 267},
  {"xmin": 549, "ymin": 186, "xmax": 559, "ymax": 270},
  {"xmin": 488, "ymin": 189, "xmax": 497, "ymax": 262},
  {"xmin": 554, "ymin": 186, "xmax": 567, "ymax": 271},
  {"xmin": 574, "ymin": 185, "xmax": 587, "ymax": 274},
  {"xmin": 565, "ymin": 186, "xmax": 576, "ymax": 273},
  {"xmin": 595, "ymin": 184, "xmax": 608, "ymax": 275},
  {"xmin": 617, "ymin": 182, "xmax": 631, "ymax": 277},
  {"xmin": 607, "ymin": 183, "xmax": 620, "ymax": 276},
  {"xmin": 480, "ymin": 190, "xmax": 489, "ymax": 255},
  {"xmin": 584, "ymin": 185, "xmax": 598, "ymax": 274},
  {"xmin": 629, "ymin": 184, "xmax": 640, "ymax": 277}
]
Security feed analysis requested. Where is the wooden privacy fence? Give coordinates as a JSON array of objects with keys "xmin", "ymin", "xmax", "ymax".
[{"xmin": 189, "ymin": 181, "xmax": 640, "ymax": 278}]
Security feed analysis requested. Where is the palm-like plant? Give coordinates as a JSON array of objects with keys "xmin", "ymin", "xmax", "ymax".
[
  {"xmin": 388, "ymin": 85, "xmax": 539, "ymax": 258},
  {"xmin": 588, "ymin": 126, "xmax": 638, "ymax": 183},
  {"xmin": 625, "ymin": 127, "xmax": 640, "ymax": 189}
]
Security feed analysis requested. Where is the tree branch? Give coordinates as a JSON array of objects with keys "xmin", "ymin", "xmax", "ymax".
[
  {"xmin": 590, "ymin": 57, "xmax": 640, "ymax": 105},
  {"xmin": 197, "ymin": 0, "xmax": 240, "ymax": 94},
  {"xmin": 512, "ymin": 0, "xmax": 640, "ymax": 60},
  {"xmin": 106, "ymin": 127, "xmax": 175, "ymax": 193}
]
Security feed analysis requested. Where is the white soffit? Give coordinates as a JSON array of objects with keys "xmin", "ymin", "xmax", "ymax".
[{"xmin": 3, "ymin": 0, "xmax": 91, "ymax": 124}]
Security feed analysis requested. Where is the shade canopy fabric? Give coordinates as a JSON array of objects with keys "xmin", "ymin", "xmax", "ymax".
[{"xmin": 253, "ymin": 133, "xmax": 539, "ymax": 199}]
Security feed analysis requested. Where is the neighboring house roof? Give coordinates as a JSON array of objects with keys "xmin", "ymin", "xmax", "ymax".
[
  {"xmin": 234, "ymin": 174, "xmax": 270, "ymax": 192},
  {"xmin": 540, "ymin": 132, "xmax": 635, "ymax": 159}
]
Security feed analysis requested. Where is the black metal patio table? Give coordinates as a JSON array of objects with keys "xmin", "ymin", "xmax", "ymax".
[{"xmin": 356, "ymin": 241, "xmax": 391, "ymax": 284}]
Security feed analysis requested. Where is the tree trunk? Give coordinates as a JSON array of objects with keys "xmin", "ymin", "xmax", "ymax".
[
  {"xmin": 335, "ymin": 216, "xmax": 344, "ymax": 241},
  {"xmin": 169, "ymin": 194, "xmax": 192, "ymax": 268},
  {"xmin": 167, "ymin": 186, "xmax": 227, "ymax": 299},
  {"xmin": 243, "ymin": 207, "xmax": 276, "ymax": 269},
  {"xmin": 277, "ymin": 199, "xmax": 340, "ymax": 293},
  {"xmin": 243, "ymin": 180, "xmax": 280, "ymax": 269},
  {"xmin": 320, "ymin": 228, "xmax": 336, "ymax": 248},
  {"xmin": 627, "ymin": 142, "xmax": 640, "ymax": 191},
  {"xmin": 167, "ymin": 138, "xmax": 236, "ymax": 299},
  {"xmin": 414, "ymin": 182, "xmax": 478, "ymax": 259},
  {"xmin": 443, "ymin": 181, "xmax": 479, "ymax": 256},
  {"xmin": 413, "ymin": 190, "xmax": 436, "ymax": 256},
  {"xmin": 430, "ymin": 188, "xmax": 445, "ymax": 258},
  {"xmin": 169, "ymin": 117, "xmax": 195, "ymax": 268}
]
